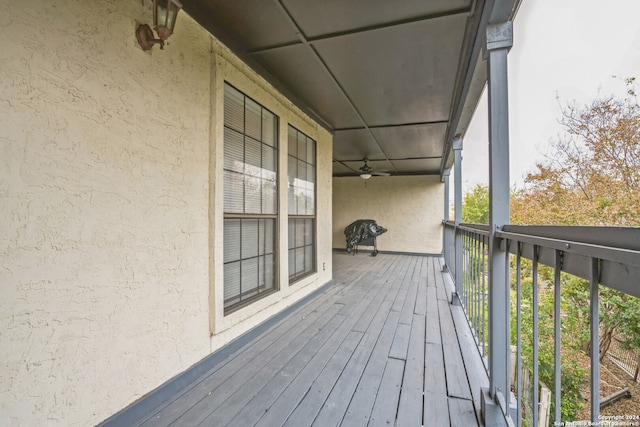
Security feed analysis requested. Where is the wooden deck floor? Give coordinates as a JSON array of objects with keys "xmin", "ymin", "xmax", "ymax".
[{"xmin": 106, "ymin": 253, "xmax": 489, "ymax": 427}]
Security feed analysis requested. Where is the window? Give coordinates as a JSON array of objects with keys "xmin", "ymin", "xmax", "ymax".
[
  {"xmin": 288, "ymin": 125, "xmax": 316, "ymax": 283},
  {"xmin": 223, "ymin": 83, "xmax": 278, "ymax": 312}
]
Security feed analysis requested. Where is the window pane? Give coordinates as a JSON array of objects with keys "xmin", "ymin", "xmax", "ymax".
[
  {"xmin": 224, "ymin": 261, "xmax": 241, "ymax": 303},
  {"xmin": 288, "ymin": 188, "xmax": 296, "ymax": 216},
  {"xmin": 288, "ymin": 248, "xmax": 296, "ymax": 279},
  {"xmin": 256, "ymin": 219, "xmax": 273, "ymax": 256},
  {"xmin": 242, "ymin": 257, "xmax": 259, "ymax": 293},
  {"xmin": 265, "ymin": 220, "xmax": 275, "ymax": 255},
  {"xmin": 263, "ymin": 254, "xmax": 275, "ymax": 288},
  {"xmin": 307, "ymin": 165, "xmax": 316, "ymax": 185},
  {"xmin": 304, "ymin": 245, "xmax": 313, "ymax": 273},
  {"xmin": 304, "ymin": 219, "xmax": 314, "ymax": 245},
  {"xmin": 295, "ymin": 219, "xmax": 305, "ymax": 247},
  {"xmin": 245, "ymin": 98, "xmax": 262, "ymax": 141},
  {"xmin": 224, "ymin": 128, "xmax": 244, "ymax": 173},
  {"xmin": 262, "ymin": 179, "xmax": 276, "ymax": 215},
  {"xmin": 241, "ymin": 219, "xmax": 259, "ymax": 259},
  {"xmin": 296, "ymin": 188, "xmax": 306, "ymax": 215},
  {"xmin": 307, "ymin": 138, "xmax": 315, "ymax": 164},
  {"xmin": 288, "ymin": 156, "xmax": 297, "ymax": 215},
  {"xmin": 224, "ymin": 85, "xmax": 244, "ymax": 132},
  {"xmin": 288, "ymin": 219, "xmax": 295, "ymax": 248},
  {"xmin": 262, "ymin": 110, "xmax": 277, "ymax": 147},
  {"xmin": 305, "ymin": 189, "xmax": 315, "ymax": 215},
  {"xmin": 288, "ymin": 126, "xmax": 297, "ymax": 157},
  {"xmin": 297, "ymin": 159, "xmax": 307, "ymax": 181},
  {"xmin": 224, "ymin": 170, "xmax": 244, "ymax": 213},
  {"xmin": 297, "ymin": 135, "xmax": 307, "ymax": 163},
  {"xmin": 287, "ymin": 155, "xmax": 297, "ymax": 184},
  {"xmin": 244, "ymin": 177, "xmax": 261, "ymax": 213},
  {"xmin": 295, "ymin": 247, "xmax": 305, "ymax": 274},
  {"xmin": 258, "ymin": 255, "xmax": 266, "ymax": 288},
  {"xmin": 262, "ymin": 145, "xmax": 277, "ymax": 180},
  {"xmin": 245, "ymin": 138, "xmax": 262, "ymax": 177},
  {"xmin": 224, "ymin": 219, "xmax": 241, "ymax": 263},
  {"xmin": 224, "ymin": 217, "xmax": 277, "ymax": 310},
  {"xmin": 287, "ymin": 218, "xmax": 316, "ymax": 282}
]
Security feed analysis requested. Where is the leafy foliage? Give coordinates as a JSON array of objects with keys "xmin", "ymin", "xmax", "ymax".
[
  {"xmin": 506, "ymin": 78, "xmax": 640, "ymax": 422},
  {"xmin": 512, "ymin": 79, "xmax": 640, "ymax": 226},
  {"xmin": 512, "ymin": 79, "xmax": 640, "ymax": 355},
  {"xmin": 512, "ymin": 265, "xmax": 587, "ymax": 423},
  {"xmin": 462, "ymin": 184, "xmax": 490, "ymax": 224},
  {"xmin": 461, "ymin": 78, "xmax": 640, "ymax": 423}
]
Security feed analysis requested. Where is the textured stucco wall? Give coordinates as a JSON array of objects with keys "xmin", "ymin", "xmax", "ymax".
[
  {"xmin": 332, "ymin": 176, "xmax": 444, "ymax": 254},
  {"xmin": 0, "ymin": 1, "xmax": 212, "ymax": 425},
  {"xmin": 0, "ymin": 1, "xmax": 332, "ymax": 426}
]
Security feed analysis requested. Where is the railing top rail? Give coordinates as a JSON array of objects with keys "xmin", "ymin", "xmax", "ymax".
[
  {"xmin": 443, "ymin": 222, "xmax": 640, "ymax": 264},
  {"xmin": 443, "ymin": 221, "xmax": 490, "ymax": 235},
  {"xmin": 496, "ymin": 229, "xmax": 640, "ymax": 267},
  {"xmin": 442, "ymin": 220, "xmax": 640, "ymax": 297},
  {"xmin": 502, "ymin": 225, "xmax": 640, "ymax": 252}
]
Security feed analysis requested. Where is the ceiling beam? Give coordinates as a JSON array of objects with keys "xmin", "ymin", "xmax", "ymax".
[
  {"xmin": 268, "ymin": 0, "xmax": 402, "ymax": 173},
  {"xmin": 248, "ymin": 6, "xmax": 472, "ymax": 55}
]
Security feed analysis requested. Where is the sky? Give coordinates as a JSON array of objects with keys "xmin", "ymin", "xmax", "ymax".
[{"xmin": 460, "ymin": 0, "xmax": 640, "ymax": 193}]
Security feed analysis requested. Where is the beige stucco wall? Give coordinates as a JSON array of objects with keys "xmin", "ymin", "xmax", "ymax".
[
  {"xmin": 333, "ymin": 176, "xmax": 443, "ymax": 254},
  {"xmin": 0, "ymin": 1, "xmax": 332, "ymax": 426}
]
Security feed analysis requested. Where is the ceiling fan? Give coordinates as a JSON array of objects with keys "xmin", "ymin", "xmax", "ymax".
[{"xmin": 359, "ymin": 158, "xmax": 390, "ymax": 180}]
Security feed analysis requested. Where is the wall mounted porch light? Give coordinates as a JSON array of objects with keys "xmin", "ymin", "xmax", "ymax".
[{"xmin": 136, "ymin": 0, "xmax": 183, "ymax": 51}]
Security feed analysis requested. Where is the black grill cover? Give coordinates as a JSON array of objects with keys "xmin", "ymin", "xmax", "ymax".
[{"xmin": 344, "ymin": 219, "xmax": 387, "ymax": 253}]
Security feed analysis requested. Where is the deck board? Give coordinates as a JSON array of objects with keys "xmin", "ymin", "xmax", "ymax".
[
  {"xmin": 368, "ymin": 357, "xmax": 405, "ymax": 425},
  {"xmin": 439, "ymin": 297, "xmax": 473, "ymax": 401},
  {"xmin": 396, "ymin": 313, "xmax": 426, "ymax": 426},
  {"xmin": 340, "ymin": 310, "xmax": 398, "ymax": 426},
  {"xmin": 282, "ymin": 331, "xmax": 364, "ymax": 427},
  {"xmin": 105, "ymin": 253, "xmax": 486, "ymax": 427}
]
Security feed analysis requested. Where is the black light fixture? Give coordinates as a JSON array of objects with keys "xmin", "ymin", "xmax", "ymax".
[{"xmin": 136, "ymin": 0, "xmax": 183, "ymax": 51}]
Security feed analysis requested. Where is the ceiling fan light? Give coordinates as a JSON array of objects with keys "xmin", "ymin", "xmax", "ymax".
[{"xmin": 360, "ymin": 173, "xmax": 372, "ymax": 180}]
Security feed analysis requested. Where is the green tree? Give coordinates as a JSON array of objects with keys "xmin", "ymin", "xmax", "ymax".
[
  {"xmin": 512, "ymin": 78, "xmax": 640, "ymax": 226},
  {"xmin": 509, "ymin": 78, "xmax": 640, "ymax": 422},
  {"xmin": 512, "ymin": 266, "xmax": 587, "ymax": 423},
  {"xmin": 462, "ymin": 184, "xmax": 489, "ymax": 224},
  {"xmin": 512, "ymin": 79, "xmax": 640, "ymax": 359}
]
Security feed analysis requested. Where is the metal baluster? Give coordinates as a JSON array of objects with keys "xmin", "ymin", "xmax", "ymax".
[
  {"xmin": 590, "ymin": 258, "xmax": 600, "ymax": 422},
  {"xmin": 475, "ymin": 234, "xmax": 481, "ymax": 341},
  {"xmin": 504, "ymin": 239, "xmax": 512, "ymax": 411},
  {"xmin": 554, "ymin": 250, "xmax": 562, "ymax": 423},
  {"xmin": 516, "ymin": 242, "xmax": 522, "ymax": 427},
  {"xmin": 532, "ymin": 245, "xmax": 539, "ymax": 427},
  {"xmin": 465, "ymin": 232, "xmax": 470, "ymax": 309},
  {"xmin": 482, "ymin": 234, "xmax": 487, "ymax": 359},
  {"xmin": 471, "ymin": 232, "xmax": 476, "ymax": 331},
  {"xmin": 462, "ymin": 232, "xmax": 467, "ymax": 307}
]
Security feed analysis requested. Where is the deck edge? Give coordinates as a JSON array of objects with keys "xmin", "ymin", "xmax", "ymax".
[{"xmin": 98, "ymin": 279, "xmax": 335, "ymax": 427}]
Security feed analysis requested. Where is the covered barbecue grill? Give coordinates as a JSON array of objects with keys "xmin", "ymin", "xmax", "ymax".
[{"xmin": 344, "ymin": 219, "xmax": 387, "ymax": 256}]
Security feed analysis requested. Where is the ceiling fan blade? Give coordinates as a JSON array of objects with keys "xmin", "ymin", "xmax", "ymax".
[{"xmin": 371, "ymin": 171, "xmax": 390, "ymax": 176}]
